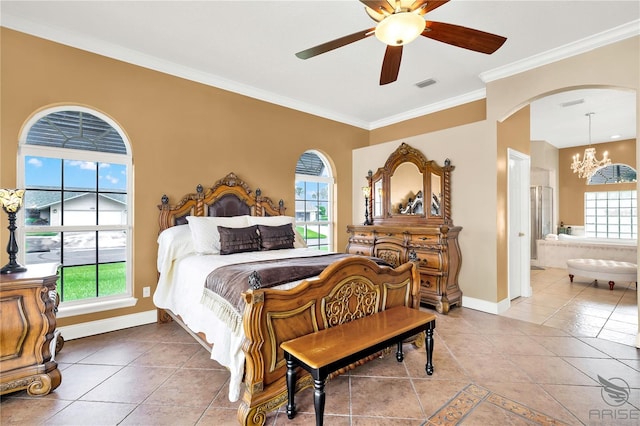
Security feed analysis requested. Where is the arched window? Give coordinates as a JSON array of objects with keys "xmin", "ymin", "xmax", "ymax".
[
  {"xmin": 18, "ymin": 107, "xmax": 134, "ymax": 316},
  {"xmin": 587, "ymin": 163, "xmax": 637, "ymax": 185},
  {"xmin": 294, "ymin": 151, "xmax": 334, "ymax": 251}
]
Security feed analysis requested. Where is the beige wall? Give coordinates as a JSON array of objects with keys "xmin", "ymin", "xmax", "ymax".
[
  {"xmin": 354, "ymin": 120, "xmax": 497, "ymax": 302},
  {"xmin": 369, "ymin": 100, "xmax": 486, "ymax": 145},
  {"xmin": 0, "ymin": 28, "xmax": 369, "ymax": 327},
  {"xmin": 559, "ymin": 138, "xmax": 636, "ymax": 225}
]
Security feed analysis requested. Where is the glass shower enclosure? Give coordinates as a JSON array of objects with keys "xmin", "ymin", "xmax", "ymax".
[{"xmin": 530, "ymin": 186, "xmax": 553, "ymax": 259}]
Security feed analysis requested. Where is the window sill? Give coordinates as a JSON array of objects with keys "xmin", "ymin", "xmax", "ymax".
[{"xmin": 57, "ymin": 297, "xmax": 138, "ymax": 318}]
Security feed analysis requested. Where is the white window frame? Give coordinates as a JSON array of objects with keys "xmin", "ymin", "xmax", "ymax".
[
  {"xmin": 295, "ymin": 151, "xmax": 335, "ymax": 251},
  {"xmin": 17, "ymin": 106, "xmax": 135, "ymax": 317}
]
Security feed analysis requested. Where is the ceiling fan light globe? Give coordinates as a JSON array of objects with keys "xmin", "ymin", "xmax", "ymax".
[{"xmin": 375, "ymin": 12, "xmax": 426, "ymax": 46}]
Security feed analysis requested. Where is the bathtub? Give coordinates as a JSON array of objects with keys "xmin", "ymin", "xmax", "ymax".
[{"xmin": 534, "ymin": 234, "xmax": 637, "ymax": 269}]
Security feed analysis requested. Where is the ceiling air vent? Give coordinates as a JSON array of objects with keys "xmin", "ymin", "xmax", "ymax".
[
  {"xmin": 560, "ymin": 98, "xmax": 584, "ymax": 107},
  {"xmin": 415, "ymin": 78, "xmax": 436, "ymax": 88}
]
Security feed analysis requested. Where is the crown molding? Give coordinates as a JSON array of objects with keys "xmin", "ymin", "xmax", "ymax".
[
  {"xmin": 1, "ymin": 15, "xmax": 370, "ymax": 130},
  {"xmin": 3, "ymin": 14, "xmax": 638, "ymax": 131},
  {"xmin": 480, "ymin": 19, "xmax": 640, "ymax": 83},
  {"xmin": 368, "ymin": 89, "xmax": 486, "ymax": 130}
]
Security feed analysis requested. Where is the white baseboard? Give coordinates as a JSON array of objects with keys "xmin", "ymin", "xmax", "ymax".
[
  {"xmin": 57, "ymin": 310, "xmax": 157, "ymax": 341},
  {"xmin": 461, "ymin": 295, "xmax": 511, "ymax": 314}
]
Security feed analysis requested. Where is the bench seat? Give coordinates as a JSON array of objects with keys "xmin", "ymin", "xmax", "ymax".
[
  {"xmin": 280, "ymin": 305, "xmax": 436, "ymax": 426},
  {"xmin": 567, "ymin": 258, "xmax": 637, "ymax": 290}
]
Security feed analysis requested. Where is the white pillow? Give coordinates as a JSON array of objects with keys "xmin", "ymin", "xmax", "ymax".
[
  {"xmin": 247, "ymin": 216, "xmax": 307, "ymax": 248},
  {"xmin": 157, "ymin": 225, "xmax": 195, "ymax": 272},
  {"xmin": 186, "ymin": 215, "xmax": 251, "ymax": 254}
]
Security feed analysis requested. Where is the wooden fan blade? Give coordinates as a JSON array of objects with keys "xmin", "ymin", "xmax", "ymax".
[
  {"xmin": 415, "ymin": 0, "xmax": 450, "ymax": 15},
  {"xmin": 360, "ymin": 0, "xmax": 394, "ymax": 14},
  {"xmin": 380, "ymin": 45, "xmax": 403, "ymax": 85},
  {"xmin": 295, "ymin": 28, "xmax": 375, "ymax": 59},
  {"xmin": 422, "ymin": 21, "xmax": 506, "ymax": 54}
]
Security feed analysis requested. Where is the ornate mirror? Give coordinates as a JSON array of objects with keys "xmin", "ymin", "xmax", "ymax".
[{"xmin": 366, "ymin": 143, "xmax": 454, "ymax": 225}]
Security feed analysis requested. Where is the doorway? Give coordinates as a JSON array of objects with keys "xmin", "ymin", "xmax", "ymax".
[{"xmin": 507, "ymin": 148, "xmax": 532, "ymax": 300}]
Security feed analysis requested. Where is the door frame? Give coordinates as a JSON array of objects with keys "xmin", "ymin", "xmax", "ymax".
[{"xmin": 507, "ymin": 148, "xmax": 532, "ymax": 300}]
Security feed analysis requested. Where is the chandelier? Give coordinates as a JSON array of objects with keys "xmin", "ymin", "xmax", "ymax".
[{"xmin": 571, "ymin": 112, "xmax": 611, "ymax": 179}]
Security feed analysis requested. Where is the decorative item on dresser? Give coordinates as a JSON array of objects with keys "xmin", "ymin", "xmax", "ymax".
[
  {"xmin": 347, "ymin": 142, "xmax": 462, "ymax": 314},
  {"xmin": 0, "ymin": 188, "xmax": 27, "ymax": 274},
  {"xmin": 0, "ymin": 263, "xmax": 61, "ymax": 396}
]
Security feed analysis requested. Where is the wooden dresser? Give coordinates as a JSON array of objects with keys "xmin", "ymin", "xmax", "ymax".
[
  {"xmin": 0, "ymin": 263, "xmax": 62, "ymax": 396},
  {"xmin": 347, "ymin": 224, "xmax": 462, "ymax": 313},
  {"xmin": 348, "ymin": 142, "xmax": 462, "ymax": 314}
]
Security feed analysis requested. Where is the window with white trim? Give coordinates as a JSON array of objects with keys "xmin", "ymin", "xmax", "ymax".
[
  {"xmin": 19, "ymin": 108, "xmax": 133, "ymax": 312},
  {"xmin": 584, "ymin": 190, "xmax": 637, "ymax": 239},
  {"xmin": 295, "ymin": 151, "xmax": 334, "ymax": 251}
]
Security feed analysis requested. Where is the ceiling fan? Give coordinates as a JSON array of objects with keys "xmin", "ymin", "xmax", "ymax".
[{"xmin": 295, "ymin": 0, "xmax": 507, "ymax": 85}]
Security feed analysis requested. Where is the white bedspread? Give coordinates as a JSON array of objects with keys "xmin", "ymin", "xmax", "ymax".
[{"xmin": 153, "ymin": 247, "xmax": 328, "ymax": 401}]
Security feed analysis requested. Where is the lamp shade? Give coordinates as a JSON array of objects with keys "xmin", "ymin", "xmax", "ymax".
[
  {"xmin": 375, "ymin": 12, "xmax": 426, "ymax": 46},
  {"xmin": 0, "ymin": 189, "xmax": 25, "ymax": 213}
]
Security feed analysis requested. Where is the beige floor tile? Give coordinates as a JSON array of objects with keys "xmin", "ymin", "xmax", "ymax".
[
  {"xmin": 144, "ymin": 368, "xmax": 229, "ymax": 410},
  {"xmin": 44, "ymin": 400, "xmax": 137, "ymax": 425},
  {"xmin": 119, "ymin": 403, "xmax": 207, "ymax": 425},
  {"xmin": 41, "ymin": 363, "xmax": 123, "ymax": 401},
  {"xmin": 349, "ymin": 376, "xmax": 424, "ymax": 418},
  {"xmin": 562, "ymin": 356, "xmax": 640, "ymax": 387},
  {"xmin": 0, "ymin": 396, "xmax": 72, "ymax": 425},
  {"xmin": 508, "ymin": 355, "xmax": 596, "ymax": 385},
  {"xmin": 80, "ymin": 365, "xmax": 176, "ymax": 404},
  {"xmin": 535, "ymin": 335, "xmax": 609, "ymax": 357}
]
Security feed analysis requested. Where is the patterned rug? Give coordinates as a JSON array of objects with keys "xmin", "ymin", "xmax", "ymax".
[{"xmin": 422, "ymin": 384, "xmax": 569, "ymax": 426}]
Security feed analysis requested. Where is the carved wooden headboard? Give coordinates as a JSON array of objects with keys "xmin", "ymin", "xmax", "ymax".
[{"xmin": 157, "ymin": 172, "xmax": 286, "ymax": 233}]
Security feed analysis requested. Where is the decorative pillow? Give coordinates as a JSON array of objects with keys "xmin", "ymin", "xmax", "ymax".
[
  {"xmin": 218, "ymin": 225, "xmax": 261, "ymax": 255},
  {"xmin": 258, "ymin": 224, "xmax": 295, "ymax": 251},
  {"xmin": 186, "ymin": 215, "xmax": 250, "ymax": 254},
  {"xmin": 248, "ymin": 216, "xmax": 305, "ymax": 248},
  {"xmin": 156, "ymin": 224, "xmax": 195, "ymax": 272}
]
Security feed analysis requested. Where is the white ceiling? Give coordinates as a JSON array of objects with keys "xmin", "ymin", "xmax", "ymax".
[{"xmin": 1, "ymin": 1, "xmax": 638, "ymax": 148}]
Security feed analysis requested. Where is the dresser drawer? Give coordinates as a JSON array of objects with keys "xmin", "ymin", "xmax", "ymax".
[
  {"xmin": 408, "ymin": 233, "xmax": 440, "ymax": 246},
  {"xmin": 419, "ymin": 274, "xmax": 442, "ymax": 297},
  {"xmin": 413, "ymin": 250, "xmax": 443, "ymax": 271},
  {"xmin": 376, "ymin": 231, "xmax": 405, "ymax": 241}
]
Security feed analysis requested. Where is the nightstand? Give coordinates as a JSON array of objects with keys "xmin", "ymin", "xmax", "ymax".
[{"xmin": 0, "ymin": 263, "xmax": 62, "ymax": 396}]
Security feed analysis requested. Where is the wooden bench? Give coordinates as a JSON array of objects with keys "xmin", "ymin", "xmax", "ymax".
[{"xmin": 280, "ymin": 305, "xmax": 436, "ymax": 426}]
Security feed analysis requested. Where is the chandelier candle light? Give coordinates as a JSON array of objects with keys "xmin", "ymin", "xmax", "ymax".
[
  {"xmin": 571, "ymin": 112, "xmax": 611, "ymax": 179},
  {"xmin": 0, "ymin": 189, "xmax": 27, "ymax": 274}
]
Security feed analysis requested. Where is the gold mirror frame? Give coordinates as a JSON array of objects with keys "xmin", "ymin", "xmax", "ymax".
[{"xmin": 367, "ymin": 143, "xmax": 454, "ymax": 226}]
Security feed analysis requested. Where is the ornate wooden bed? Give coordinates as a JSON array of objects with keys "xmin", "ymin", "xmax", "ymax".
[{"xmin": 155, "ymin": 172, "xmax": 422, "ymax": 426}]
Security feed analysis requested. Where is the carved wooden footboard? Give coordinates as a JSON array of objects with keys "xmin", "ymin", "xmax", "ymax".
[{"xmin": 238, "ymin": 256, "xmax": 421, "ymax": 426}]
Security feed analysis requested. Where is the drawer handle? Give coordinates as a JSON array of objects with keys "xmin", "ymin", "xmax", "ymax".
[{"xmin": 419, "ymin": 237, "xmax": 428, "ymax": 240}]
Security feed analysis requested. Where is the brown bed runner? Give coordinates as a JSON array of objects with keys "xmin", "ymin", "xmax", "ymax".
[{"xmin": 203, "ymin": 253, "xmax": 390, "ymax": 315}]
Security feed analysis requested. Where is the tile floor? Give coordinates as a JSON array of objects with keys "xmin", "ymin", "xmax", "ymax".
[
  {"xmin": 502, "ymin": 266, "xmax": 638, "ymax": 347},
  {"xmin": 1, "ymin": 267, "xmax": 638, "ymax": 425}
]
